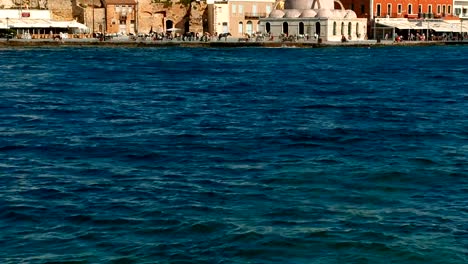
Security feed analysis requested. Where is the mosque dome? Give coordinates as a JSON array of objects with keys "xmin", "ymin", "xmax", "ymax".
[
  {"xmin": 284, "ymin": 9, "xmax": 302, "ymax": 18},
  {"xmin": 269, "ymin": 9, "xmax": 285, "ymax": 18},
  {"xmin": 316, "ymin": 8, "xmax": 333, "ymax": 18},
  {"xmin": 343, "ymin": 10, "xmax": 357, "ymax": 18},
  {"xmin": 331, "ymin": 10, "xmax": 346, "ymax": 18},
  {"xmin": 284, "ymin": 0, "xmax": 313, "ymax": 10},
  {"xmin": 300, "ymin": 9, "xmax": 318, "ymax": 18}
]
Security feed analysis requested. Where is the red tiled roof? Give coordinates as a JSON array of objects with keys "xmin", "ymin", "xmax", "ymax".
[{"xmin": 105, "ymin": 0, "xmax": 137, "ymax": 5}]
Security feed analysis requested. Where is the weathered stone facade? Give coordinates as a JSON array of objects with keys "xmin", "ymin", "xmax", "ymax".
[
  {"xmin": 137, "ymin": 0, "xmax": 207, "ymax": 34},
  {"xmin": 48, "ymin": 0, "xmax": 73, "ymax": 20},
  {"xmin": 0, "ymin": 0, "xmax": 207, "ymax": 34}
]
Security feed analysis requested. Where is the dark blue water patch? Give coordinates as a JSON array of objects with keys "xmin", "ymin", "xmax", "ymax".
[{"xmin": 0, "ymin": 46, "xmax": 467, "ymax": 263}]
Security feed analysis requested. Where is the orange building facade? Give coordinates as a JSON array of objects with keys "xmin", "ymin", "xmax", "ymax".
[
  {"xmin": 105, "ymin": 0, "xmax": 137, "ymax": 35},
  {"xmin": 338, "ymin": 0, "xmax": 457, "ymax": 19}
]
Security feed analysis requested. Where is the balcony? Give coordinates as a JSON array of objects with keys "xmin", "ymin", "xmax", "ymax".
[{"xmin": 244, "ymin": 13, "xmax": 267, "ymax": 19}]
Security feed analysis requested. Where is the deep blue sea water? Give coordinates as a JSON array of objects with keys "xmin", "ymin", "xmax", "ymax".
[{"xmin": 0, "ymin": 46, "xmax": 467, "ymax": 264}]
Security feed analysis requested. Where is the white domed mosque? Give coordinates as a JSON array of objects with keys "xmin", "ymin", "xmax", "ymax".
[{"xmin": 259, "ymin": 0, "xmax": 368, "ymax": 42}]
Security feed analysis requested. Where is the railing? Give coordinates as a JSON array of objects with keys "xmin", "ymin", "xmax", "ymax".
[{"xmin": 374, "ymin": 12, "xmax": 458, "ymax": 19}]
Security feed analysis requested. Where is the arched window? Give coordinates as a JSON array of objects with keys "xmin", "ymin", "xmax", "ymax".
[
  {"xmin": 299, "ymin": 22, "xmax": 305, "ymax": 35},
  {"xmin": 315, "ymin": 22, "xmax": 321, "ymax": 35},
  {"xmin": 348, "ymin": 22, "xmax": 352, "ymax": 36},
  {"xmin": 333, "ymin": 22, "xmax": 337, "ymax": 35},
  {"xmin": 238, "ymin": 22, "xmax": 243, "ymax": 35},
  {"xmin": 266, "ymin": 22, "xmax": 271, "ymax": 33},
  {"xmin": 341, "ymin": 22, "xmax": 345, "ymax": 35},
  {"xmin": 246, "ymin": 21, "xmax": 253, "ymax": 35},
  {"xmin": 356, "ymin": 23, "xmax": 360, "ymax": 37}
]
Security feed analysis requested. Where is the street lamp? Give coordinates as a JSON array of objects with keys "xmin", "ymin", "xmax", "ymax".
[
  {"xmin": 6, "ymin": 17, "xmax": 9, "ymax": 41},
  {"xmin": 374, "ymin": 18, "xmax": 379, "ymax": 41},
  {"xmin": 92, "ymin": 0, "xmax": 95, "ymax": 34},
  {"xmin": 461, "ymin": 19, "xmax": 464, "ymax": 41}
]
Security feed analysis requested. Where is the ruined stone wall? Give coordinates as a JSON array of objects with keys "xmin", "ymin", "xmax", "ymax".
[
  {"xmin": 137, "ymin": 0, "xmax": 207, "ymax": 34},
  {"xmin": 0, "ymin": 0, "xmax": 48, "ymax": 9},
  {"xmin": 0, "ymin": 0, "xmax": 207, "ymax": 34},
  {"xmin": 188, "ymin": 1, "xmax": 207, "ymax": 34},
  {"xmin": 47, "ymin": 0, "xmax": 74, "ymax": 20}
]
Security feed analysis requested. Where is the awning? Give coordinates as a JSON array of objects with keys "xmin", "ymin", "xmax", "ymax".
[
  {"xmin": 377, "ymin": 19, "xmax": 467, "ymax": 33},
  {"xmin": 376, "ymin": 20, "xmax": 425, "ymax": 30},
  {"xmin": 0, "ymin": 18, "xmax": 88, "ymax": 31}
]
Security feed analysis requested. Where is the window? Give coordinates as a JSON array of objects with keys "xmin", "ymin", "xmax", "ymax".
[
  {"xmin": 266, "ymin": 5, "xmax": 271, "ymax": 15},
  {"xmin": 387, "ymin": 4, "xmax": 392, "ymax": 17},
  {"xmin": 333, "ymin": 22, "xmax": 337, "ymax": 35},
  {"xmin": 437, "ymin": 5, "xmax": 441, "ymax": 14},
  {"xmin": 376, "ymin": 4, "xmax": 381, "ymax": 17},
  {"xmin": 418, "ymin": 4, "xmax": 422, "ymax": 13},
  {"xmin": 361, "ymin": 5, "xmax": 365, "ymax": 14},
  {"xmin": 341, "ymin": 22, "xmax": 344, "ymax": 35},
  {"xmin": 239, "ymin": 5, "xmax": 243, "ymax": 14},
  {"xmin": 246, "ymin": 21, "xmax": 253, "ymax": 35},
  {"xmin": 252, "ymin": 4, "xmax": 257, "ymax": 16},
  {"xmin": 348, "ymin": 22, "xmax": 352, "ymax": 36},
  {"xmin": 428, "ymin": 5, "xmax": 432, "ymax": 14},
  {"xmin": 232, "ymin": 4, "xmax": 236, "ymax": 14},
  {"xmin": 448, "ymin": 6, "xmax": 451, "ymax": 14},
  {"xmin": 238, "ymin": 22, "xmax": 243, "ymax": 34},
  {"xmin": 408, "ymin": 4, "xmax": 412, "ymax": 14},
  {"xmin": 443, "ymin": 5, "xmax": 446, "ymax": 15},
  {"xmin": 397, "ymin": 4, "xmax": 402, "ymax": 14},
  {"xmin": 455, "ymin": 8, "xmax": 461, "ymax": 16}
]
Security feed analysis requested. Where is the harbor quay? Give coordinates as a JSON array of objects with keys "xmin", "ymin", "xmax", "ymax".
[{"xmin": 0, "ymin": 37, "xmax": 466, "ymax": 48}]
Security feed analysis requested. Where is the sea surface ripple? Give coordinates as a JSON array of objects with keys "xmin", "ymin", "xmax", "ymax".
[{"xmin": 0, "ymin": 46, "xmax": 467, "ymax": 264}]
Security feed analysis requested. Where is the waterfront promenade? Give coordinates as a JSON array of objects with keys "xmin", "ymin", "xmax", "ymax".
[{"xmin": 0, "ymin": 37, "xmax": 466, "ymax": 48}]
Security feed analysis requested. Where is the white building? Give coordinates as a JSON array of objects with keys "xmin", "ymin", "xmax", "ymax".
[
  {"xmin": 454, "ymin": 0, "xmax": 468, "ymax": 18},
  {"xmin": 0, "ymin": 8, "xmax": 88, "ymax": 38}
]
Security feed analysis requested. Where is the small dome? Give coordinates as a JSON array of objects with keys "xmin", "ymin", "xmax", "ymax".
[
  {"xmin": 300, "ymin": 9, "xmax": 317, "ymax": 18},
  {"xmin": 331, "ymin": 10, "xmax": 346, "ymax": 18},
  {"xmin": 343, "ymin": 10, "xmax": 357, "ymax": 19},
  {"xmin": 316, "ymin": 8, "xmax": 333, "ymax": 18},
  {"xmin": 284, "ymin": 9, "xmax": 301, "ymax": 18},
  {"xmin": 284, "ymin": 0, "xmax": 313, "ymax": 10},
  {"xmin": 269, "ymin": 9, "xmax": 285, "ymax": 18}
]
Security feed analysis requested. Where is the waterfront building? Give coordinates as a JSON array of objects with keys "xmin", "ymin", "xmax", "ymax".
[
  {"xmin": 104, "ymin": 0, "xmax": 137, "ymax": 35},
  {"xmin": 207, "ymin": 0, "xmax": 276, "ymax": 38},
  {"xmin": 338, "ymin": 0, "xmax": 467, "ymax": 39},
  {"xmin": 0, "ymin": 8, "xmax": 88, "ymax": 39},
  {"xmin": 259, "ymin": 0, "xmax": 368, "ymax": 41},
  {"xmin": 454, "ymin": 0, "xmax": 468, "ymax": 18}
]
